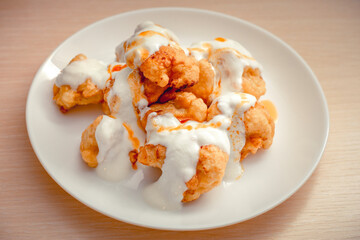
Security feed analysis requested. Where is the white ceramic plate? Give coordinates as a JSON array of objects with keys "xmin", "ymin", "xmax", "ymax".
[{"xmin": 26, "ymin": 8, "xmax": 329, "ymax": 230}]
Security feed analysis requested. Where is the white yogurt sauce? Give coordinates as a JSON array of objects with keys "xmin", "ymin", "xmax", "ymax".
[
  {"xmin": 137, "ymin": 98, "xmax": 150, "ymax": 120},
  {"xmin": 143, "ymin": 112, "xmax": 231, "ymax": 210},
  {"xmin": 106, "ymin": 67, "xmax": 145, "ymax": 146},
  {"xmin": 213, "ymin": 93, "xmax": 257, "ymax": 181},
  {"xmin": 95, "ymin": 115, "xmax": 134, "ymax": 181},
  {"xmin": 142, "ymin": 92, "xmax": 256, "ymax": 209},
  {"xmin": 115, "ymin": 21, "xmax": 179, "ymax": 69},
  {"xmin": 189, "ymin": 38, "xmax": 262, "ymax": 94},
  {"xmin": 55, "ymin": 58, "xmax": 109, "ymax": 90}
]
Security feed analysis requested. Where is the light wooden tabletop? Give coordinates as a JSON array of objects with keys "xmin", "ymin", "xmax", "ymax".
[{"xmin": 1, "ymin": 0, "xmax": 359, "ymax": 239}]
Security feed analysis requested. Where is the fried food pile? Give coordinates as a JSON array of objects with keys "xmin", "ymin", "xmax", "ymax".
[{"xmin": 52, "ymin": 21, "xmax": 276, "ymax": 210}]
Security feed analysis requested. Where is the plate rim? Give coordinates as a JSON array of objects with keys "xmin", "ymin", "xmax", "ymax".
[{"xmin": 26, "ymin": 7, "xmax": 330, "ymax": 231}]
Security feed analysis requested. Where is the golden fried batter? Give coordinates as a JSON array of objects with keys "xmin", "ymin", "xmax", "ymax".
[
  {"xmin": 143, "ymin": 77, "xmax": 168, "ymax": 104},
  {"xmin": 183, "ymin": 145, "xmax": 228, "ymax": 202},
  {"xmin": 80, "ymin": 115, "xmax": 139, "ymax": 170},
  {"xmin": 240, "ymin": 102, "xmax": 275, "ymax": 160},
  {"xmin": 208, "ymin": 102, "xmax": 274, "ymax": 160},
  {"xmin": 138, "ymin": 144, "xmax": 166, "ymax": 169},
  {"xmin": 53, "ymin": 54, "xmax": 104, "ymax": 113},
  {"xmin": 185, "ymin": 59, "xmax": 216, "ymax": 105},
  {"xmin": 242, "ymin": 66, "xmax": 266, "ymax": 99},
  {"xmin": 137, "ymin": 144, "xmax": 228, "ymax": 202},
  {"xmin": 141, "ymin": 92, "xmax": 207, "ymax": 128},
  {"xmin": 140, "ymin": 46, "xmax": 200, "ymax": 89},
  {"xmin": 53, "ymin": 80, "xmax": 104, "ymax": 113},
  {"xmin": 102, "ymin": 76, "xmax": 119, "ymax": 115},
  {"xmin": 80, "ymin": 115, "xmax": 103, "ymax": 168}
]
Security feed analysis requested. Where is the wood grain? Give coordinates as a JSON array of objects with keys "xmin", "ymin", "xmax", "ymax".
[{"xmin": 1, "ymin": 0, "xmax": 359, "ymax": 239}]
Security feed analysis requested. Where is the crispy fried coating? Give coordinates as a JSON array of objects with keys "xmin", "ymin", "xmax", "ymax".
[
  {"xmin": 140, "ymin": 46, "xmax": 200, "ymax": 88},
  {"xmin": 143, "ymin": 77, "xmax": 168, "ymax": 104},
  {"xmin": 80, "ymin": 115, "xmax": 103, "ymax": 168},
  {"xmin": 242, "ymin": 66, "xmax": 266, "ymax": 99},
  {"xmin": 240, "ymin": 102, "xmax": 275, "ymax": 160},
  {"xmin": 185, "ymin": 59, "xmax": 216, "ymax": 105},
  {"xmin": 53, "ymin": 54, "xmax": 104, "ymax": 113},
  {"xmin": 206, "ymin": 100, "xmax": 220, "ymax": 121},
  {"xmin": 137, "ymin": 144, "xmax": 228, "ymax": 202},
  {"xmin": 141, "ymin": 92, "xmax": 207, "ymax": 128},
  {"xmin": 53, "ymin": 80, "xmax": 104, "ymax": 113},
  {"xmin": 207, "ymin": 102, "xmax": 274, "ymax": 160},
  {"xmin": 102, "ymin": 77, "xmax": 119, "ymax": 115},
  {"xmin": 183, "ymin": 145, "xmax": 228, "ymax": 202},
  {"xmin": 138, "ymin": 144, "xmax": 166, "ymax": 169}
]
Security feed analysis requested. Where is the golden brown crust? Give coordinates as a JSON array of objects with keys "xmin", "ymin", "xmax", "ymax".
[
  {"xmin": 141, "ymin": 92, "xmax": 207, "ymax": 128},
  {"xmin": 240, "ymin": 102, "xmax": 275, "ymax": 160},
  {"xmin": 242, "ymin": 67, "xmax": 266, "ymax": 99},
  {"xmin": 143, "ymin": 77, "xmax": 169, "ymax": 104},
  {"xmin": 140, "ymin": 46, "xmax": 200, "ymax": 89},
  {"xmin": 102, "ymin": 76, "xmax": 121, "ymax": 115},
  {"xmin": 137, "ymin": 144, "xmax": 166, "ymax": 169},
  {"xmin": 206, "ymin": 101, "xmax": 221, "ymax": 122},
  {"xmin": 137, "ymin": 143, "xmax": 228, "ymax": 202},
  {"xmin": 207, "ymin": 101, "xmax": 275, "ymax": 161},
  {"xmin": 53, "ymin": 80, "xmax": 104, "ymax": 113},
  {"xmin": 183, "ymin": 145, "xmax": 228, "ymax": 202},
  {"xmin": 53, "ymin": 54, "xmax": 104, "ymax": 112},
  {"xmin": 80, "ymin": 115, "xmax": 103, "ymax": 168},
  {"xmin": 185, "ymin": 59, "xmax": 215, "ymax": 105}
]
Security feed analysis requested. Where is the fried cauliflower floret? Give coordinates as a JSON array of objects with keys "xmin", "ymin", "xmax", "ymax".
[
  {"xmin": 80, "ymin": 115, "xmax": 103, "ymax": 168},
  {"xmin": 140, "ymin": 45, "xmax": 200, "ymax": 88},
  {"xmin": 207, "ymin": 102, "xmax": 274, "ymax": 160},
  {"xmin": 102, "ymin": 77, "xmax": 116, "ymax": 115},
  {"xmin": 137, "ymin": 144, "xmax": 166, "ymax": 169},
  {"xmin": 242, "ymin": 66, "xmax": 266, "ymax": 99},
  {"xmin": 102, "ymin": 66, "xmax": 140, "ymax": 116},
  {"xmin": 143, "ymin": 77, "xmax": 168, "ymax": 104},
  {"xmin": 53, "ymin": 54, "xmax": 106, "ymax": 113},
  {"xmin": 138, "ymin": 144, "xmax": 228, "ymax": 202},
  {"xmin": 183, "ymin": 145, "xmax": 228, "ymax": 202},
  {"xmin": 240, "ymin": 102, "xmax": 275, "ymax": 160},
  {"xmin": 141, "ymin": 92, "xmax": 207, "ymax": 128},
  {"xmin": 80, "ymin": 115, "xmax": 139, "ymax": 170},
  {"xmin": 53, "ymin": 80, "xmax": 103, "ymax": 113},
  {"xmin": 185, "ymin": 59, "xmax": 216, "ymax": 105}
]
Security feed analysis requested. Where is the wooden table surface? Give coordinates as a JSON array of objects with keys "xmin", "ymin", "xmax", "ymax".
[{"xmin": 1, "ymin": 0, "xmax": 359, "ymax": 239}]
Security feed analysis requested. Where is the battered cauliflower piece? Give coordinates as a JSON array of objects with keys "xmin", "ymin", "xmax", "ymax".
[
  {"xmin": 185, "ymin": 59, "xmax": 216, "ymax": 105},
  {"xmin": 53, "ymin": 54, "xmax": 108, "ymax": 113},
  {"xmin": 102, "ymin": 77, "xmax": 116, "ymax": 116},
  {"xmin": 137, "ymin": 144, "xmax": 166, "ymax": 169},
  {"xmin": 138, "ymin": 144, "xmax": 228, "ymax": 202},
  {"xmin": 143, "ymin": 77, "xmax": 168, "ymax": 104},
  {"xmin": 53, "ymin": 81, "xmax": 103, "ymax": 113},
  {"xmin": 183, "ymin": 145, "xmax": 228, "ymax": 202},
  {"xmin": 80, "ymin": 115, "xmax": 103, "ymax": 168},
  {"xmin": 80, "ymin": 115, "xmax": 139, "ymax": 169},
  {"xmin": 208, "ymin": 102, "xmax": 275, "ymax": 160},
  {"xmin": 159, "ymin": 59, "xmax": 217, "ymax": 105},
  {"xmin": 240, "ymin": 102, "xmax": 275, "ymax": 160},
  {"xmin": 103, "ymin": 67, "xmax": 146, "ymax": 118},
  {"xmin": 242, "ymin": 66, "xmax": 266, "ymax": 100},
  {"xmin": 141, "ymin": 92, "xmax": 207, "ymax": 128},
  {"xmin": 140, "ymin": 45, "xmax": 200, "ymax": 88}
]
